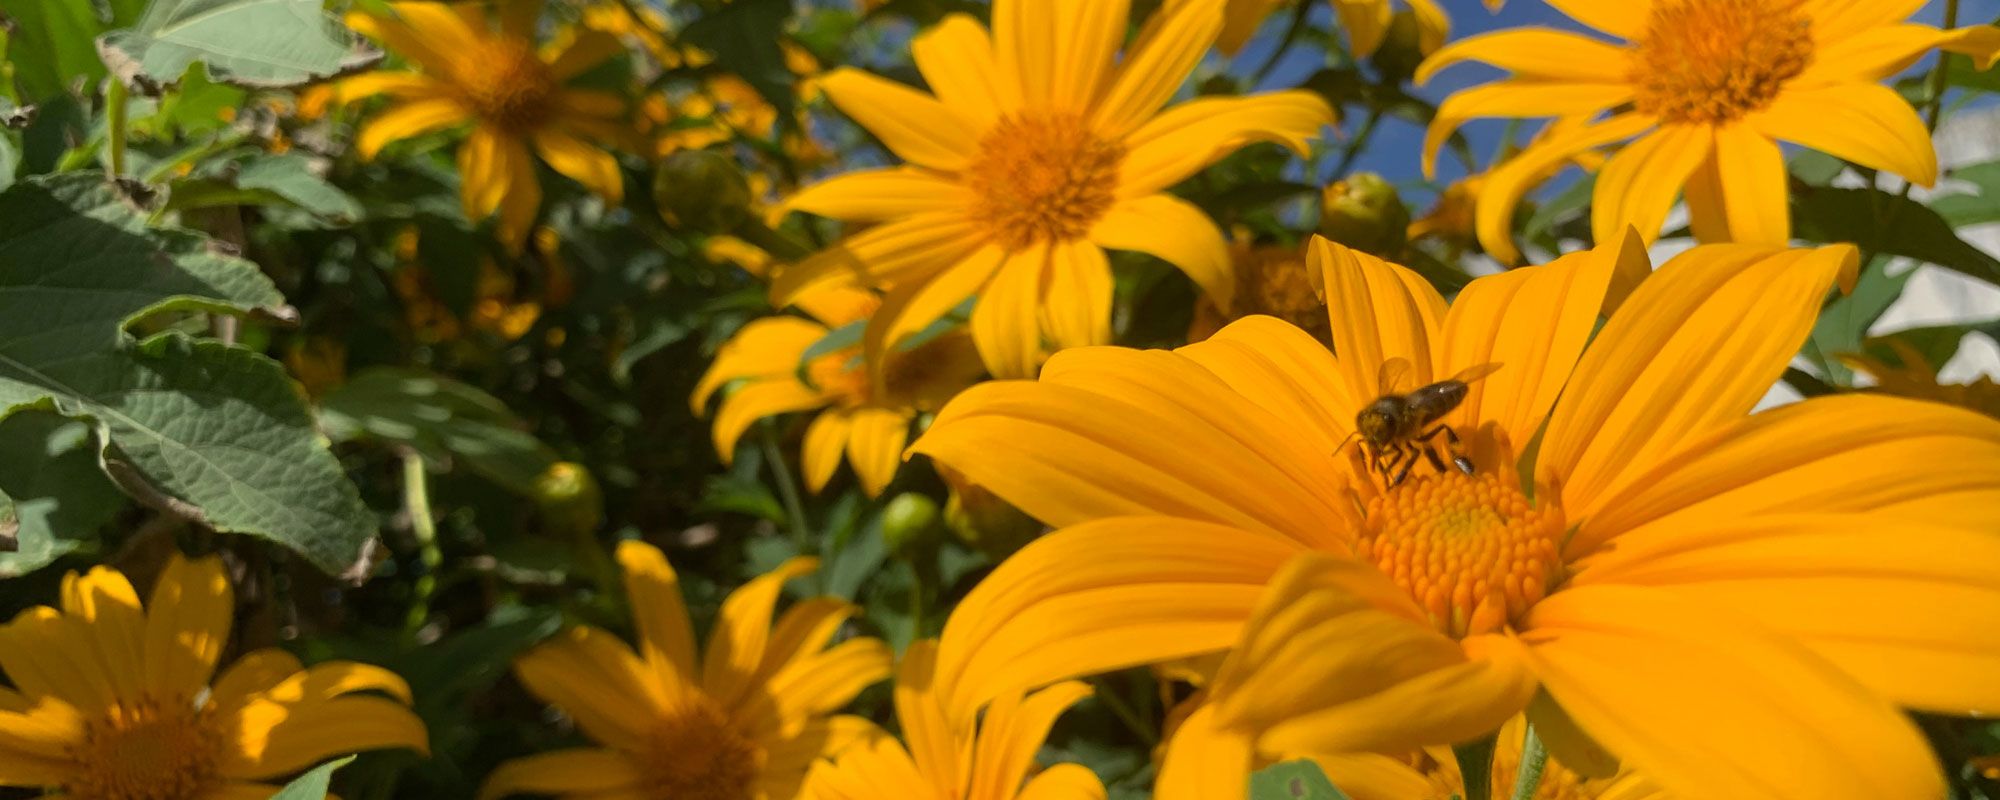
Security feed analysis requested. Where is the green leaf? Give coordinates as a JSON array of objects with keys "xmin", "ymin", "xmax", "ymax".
[
  {"xmin": 166, "ymin": 152, "xmax": 362, "ymax": 224},
  {"xmin": 799, "ymin": 319, "xmax": 864, "ymax": 367},
  {"xmin": 0, "ymin": 173, "xmax": 375, "ymax": 575},
  {"xmin": 319, "ymin": 367, "xmax": 561, "ymax": 496},
  {"xmin": 0, "ymin": 411, "xmax": 127, "ymax": 577},
  {"xmin": 1803, "ymin": 255, "xmax": 1911, "ymax": 385},
  {"xmin": 1250, "ymin": 760, "xmax": 1352, "ymax": 800},
  {"xmin": 269, "ymin": 755, "xmax": 356, "ymax": 800},
  {"xmin": 0, "ymin": 487, "xmax": 14, "ymax": 553},
  {"xmin": 4, "ymin": 0, "xmax": 147, "ymax": 100},
  {"xmin": 1858, "ymin": 318, "xmax": 2000, "ymax": 372},
  {"xmin": 1788, "ymin": 149, "xmax": 1846, "ymax": 186},
  {"xmin": 97, "ymin": 0, "xmax": 368, "ymax": 90},
  {"xmin": 682, "ymin": 0, "xmax": 797, "ymax": 119},
  {"xmin": 0, "ymin": 132, "xmax": 16, "ymax": 191},
  {"xmin": 1931, "ymin": 160, "xmax": 2000, "ymax": 228},
  {"xmin": 1793, "ymin": 186, "xmax": 2000, "ymax": 286}
]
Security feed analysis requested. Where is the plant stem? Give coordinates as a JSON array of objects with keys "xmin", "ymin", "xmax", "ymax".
[
  {"xmin": 1092, "ymin": 677, "xmax": 1159, "ymax": 746},
  {"xmin": 105, "ymin": 80, "xmax": 129, "ymax": 178},
  {"xmin": 1334, "ymin": 108, "xmax": 1383, "ymax": 177},
  {"xmin": 1250, "ymin": 0, "xmax": 1314, "ymax": 85},
  {"xmin": 1454, "ymin": 733, "xmax": 1498, "ymax": 800},
  {"xmin": 760, "ymin": 422, "xmax": 812, "ymax": 557},
  {"xmin": 1510, "ymin": 724, "xmax": 1549, "ymax": 800},
  {"xmin": 1896, "ymin": 0, "xmax": 1960, "ymax": 203},
  {"xmin": 400, "ymin": 452, "xmax": 441, "ymax": 638}
]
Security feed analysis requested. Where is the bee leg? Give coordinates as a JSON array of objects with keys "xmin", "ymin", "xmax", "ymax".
[
  {"xmin": 1418, "ymin": 438, "xmax": 1452, "ymax": 475},
  {"xmin": 1418, "ymin": 424, "xmax": 1477, "ymax": 476},
  {"xmin": 1386, "ymin": 444, "xmax": 1419, "ymax": 488}
]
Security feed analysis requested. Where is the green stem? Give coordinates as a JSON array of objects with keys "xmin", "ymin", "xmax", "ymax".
[
  {"xmin": 105, "ymin": 81, "xmax": 129, "ymax": 178},
  {"xmin": 1333, "ymin": 108, "xmax": 1384, "ymax": 177},
  {"xmin": 1896, "ymin": 0, "xmax": 1960, "ymax": 202},
  {"xmin": 1510, "ymin": 725, "xmax": 1549, "ymax": 800},
  {"xmin": 1092, "ymin": 678, "xmax": 1158, "ymax": 746},
  {"xmin": 760, "ymin": 422, "xmax": 812, "ymax": 557},
  {"xmin": 1250, "ymin": 0, "xmax": 1314, "ymax": 84},
  {"xmin": 1453, "ymin": 733, "xmax": 1498, "ymax": 800},
  {"xmin": 400, "ymin": 453, "xmax": 441, "ymax": 638},
  {"xmin": 734, "ymin": 217, "xmax": 817, "ymax": 261}
]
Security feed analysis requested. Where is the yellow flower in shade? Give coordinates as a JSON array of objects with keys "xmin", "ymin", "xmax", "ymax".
[
  {"xmin": 1420, "ymin": 0, "xmax": 2000, "ymax": 264},
  {"xmin": 1187, "ymin": 237, "xmax": 1329, "ymax": 345},
  {"xmin": 339, "ymin": 0, "xmax": 631, "ymax": 249},
  {"xmin": 910, "ymin": 234, "xmax": 2000, "ymax": 800},
  {"xmin": 803, "ymin": 640, "xmax": 1105, "ymax": 800},
  {"xmin": 1197, "ymin": 0, "xmax": 1489, "ymax": 57},
  {"xmin": 0, "ymin": 554, "xmax": 429, "ymax": 798},
  {"xmin": 774, "ymin": 0, "xmax": 1333, "ymax": 379},
  {"xmin": 693, "ymin": 284, "xmax": 987, "ymax": 497},
  {"xmin": 1843, "ymin": 338, "xmax": 2000, "ymax": 421},
  {"xmin": 482, "ymin": 542, "xmax": 889, "ymax": 799}
]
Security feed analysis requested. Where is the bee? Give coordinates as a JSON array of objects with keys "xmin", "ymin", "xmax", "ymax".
[{"xmin": 1341, "ymin": 358, "xmax": 1502, "ymax": 489}]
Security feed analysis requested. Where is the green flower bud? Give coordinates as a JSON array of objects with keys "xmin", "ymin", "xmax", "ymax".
[
  {"xmin": 1320, "ymin": 172, "xmax": 1411, "ymax": 257},
  {"xmin": 881, "ymin": 492, "xmax": 943, "ymax": 558},
  {"xmin": 533, "ymin": 461, "xmax": 603, "ymax": 536},
  {"xmin": 653, "ymin": 150, "xmax": 752, "ymax": 235}
]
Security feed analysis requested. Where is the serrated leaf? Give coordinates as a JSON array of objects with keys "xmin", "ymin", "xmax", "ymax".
[
  {"xmin": 0, "ymin": 412, "xmax": 127, "ymax": 577},
  {"xmin": 269, "ymin": 755, "xmax": 355, "ymax": 800},
  {"xmin": 1250, "ymin": 760, "xmax": 1352, "ymax": 800},
  {"xmin": 97, "ymin": 0, "xmax": 370, "ymax": 90},
  {"xmin": 0, "ymin": 173, "xmax": 375, "ymax": 574},
  {"xmin": 318, "ymin": 367, "xmax": 559, "ymax": 495},
  {"xmin": 1793, "ymin": 186, "xmax": 2000, "ymax": 286}
]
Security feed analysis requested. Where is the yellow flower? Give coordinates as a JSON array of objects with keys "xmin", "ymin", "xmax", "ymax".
[
  {"xmin": 775, "ymin": 0, "xmax": 1333, "ymax": 378},
  {"xmin": 803, "ymin": 640, "xmax": 1104, "ymax": 800},
  {"xmin": 340, "ymin": 0, "xmax": 631, "ymax": 249},
  {"xmin": 1421, "ymin": 0, "xmax": 2000, "ymax": 264},
  {"xmin": 482, "ymin": 542, "xmax": 889, "ymax": 799},
  {"xmin": 0, "ymin": 554, "xmax": 429, "ymax": 798},
  {"xmin": 1188, "ymin": 237, "xmax": 1329, "ymax": 345},
  {"xmin": 911, "ymin": 234, "xmax": 2000, "ymax": 800},
  {"xmin": 1199, "ymin": 0, "xmax": 1484, "ymax": 57},
  {"xmin": 692, "ymin": 285, "xmax": 987, "ymax": 497}
]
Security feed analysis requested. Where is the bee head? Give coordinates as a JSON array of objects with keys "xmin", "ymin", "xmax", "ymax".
[{"xmin": 1355, "ymin": 398, "xmax": 1403, "ymax": 445}]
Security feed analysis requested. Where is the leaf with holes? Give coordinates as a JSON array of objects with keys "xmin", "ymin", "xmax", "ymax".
[
  {"xmin": 96, "ymin": 0, "xmax": 374, "ymax": 90},
  {"xmin": 0, "ymin": 172, "xmax": 375, "ymax": 575},
  {"xmin": 1251, "ymin": 760, "xmax": 1352, "ymax": 800}
]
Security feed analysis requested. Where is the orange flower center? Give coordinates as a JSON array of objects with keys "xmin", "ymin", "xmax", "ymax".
[
  {"xmin": 451, "ymin": 37, "xmax": 559, "ymax": 133},
  {"xmin": 1631, "ymin": 0, "xmax": 1814, "ymax": 125},
  {"xmin": 807, "ymin": 347, "xmax": 872, "ymax": 408},
  {"xmin": 638, "ymin": 698, "xmax": 760, "ymax": 800},
  {"xmin": 967, "ymin": 113, "xmax": 1124, "ymax": 252},
  {"xmin": 1361, "ymin": 470, "xmax": 1566, "ymax": 638},
  {"xmin": 64, "ymin": 697, "xmax": 224, "ymax": 800}
]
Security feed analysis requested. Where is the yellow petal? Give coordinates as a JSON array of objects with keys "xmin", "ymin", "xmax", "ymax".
[
  {"xmin": 614, "ymin": 541, "xmax": 701, "ymax": 695},
  {"xmin": 1435, "ymin": 230, "xmax": 1639, "ymax": 442},
  {"xmin": 1749, "ymin": 83, "xmax": 1938, "ymax": 187},
  {"xmin": 1308, "ymin": 237, "xmax": 1447, "ymax": 402},
  {"xmin": 1568, "ymin": 394, "xmax": 2000, "ymax": 557},
  {"xmin": 1474, "ymin": 113, "xmax": 1653, "ymax": 265},
  {"xmin": 209, "ymin": 650, "xmax": 305, "ymax": 708},
  {"xmin": 498, "ymin": 0, "xmax": 543, "ymax": 39},
  {"xmin": 917, "ymin": 355, "xmax": 1353, "ymax": 543},
  {"xmin": 804, "ymin": 734, "xmax": 933, "ymax": 800},
  {"xmin": 1805, "ymin": 0, "xmax": 1924, "ymax": 43},
  {"xmin": 1018, "ymin": 762, "xmax": 1109, "ymax": 800},
  {"xmin": 913, "ymin": 14, "xmax": 1014, "ymax": 128},
  {"xmin": 1405, "ymin": 0, "xmax": 1449, "ymax": 55},
  {"xmin": 249, "ymin": 660, "xmax": 414, "ymax": 707},
  {"xmin": 1089, "ymin": 194, "xmax": 1233, "ymax": 312},
  {"xmin": 1313, "ymin": 754, "xmax": 1437, "ymax": 800},
  {"xmin": 1686, "ymin": 123, "xmax": 1788, "ymax": 245},
  {"xmin": 0, "ymin": 696, "xmax": 84, "ymax": 764},
  {"xmin": 1332, "ymin": 0, "xmax": 1392, "ymax": 58},
  {"xmin": 1424, "ymin": 80, "xmax": 1634, "ymax": 178},
  {"xmin": 1211, "ymin": 0, "xmax": 1287, "ymax": 54},
  {"xmin": 765, "ymin": 714, "xmax": 887, "ymax": 799},
  {"xmin": 786, "ymin": 168, "xmax": 972, "ymax": 222},
  {"xmin": 1570, "ymin": 513, "xmax": 2000, "ymax": 714},
  {"xmin": 1154, "ymin": 700, "xmax": 1254, "ymax": 800},
  {"xmin": 531, "ymin": 128, "xmax": 622, "ymax": 203},
  {"xmin": 1796, "ymin": 24, "xmax": 1993, "ymax": 85},
  {"xmin": 969, "ymin": 681, "xmax": 1094, "ymax": 799},
  {"xmin": 738, "ymin": 637, "xmax": 891, "ymax": 742},
  {"xmin": 971, "ymin": 248, "xmax": 1049, "ymax": 379},
  {"xmin": 1042, "ymin": 0, "xmax": 1127, "ymax": 112},
  {"xmin": 862, "ymin": 245, "xmax": 1006, "ymax": 376},
  {"xmin": 1038, "ymin": 239, "xmax": 1113, "ymax": 351},
  {"xmin": 479, "ymin": 748, "xmax": 640, "ymax": 800},
  {"xmin": 222, "ymin": 695, "xmax": 430, "ymax": 779},
  {"xmin": 356, "ymin": 97, "xmax": 468, "ymax": 159},
  {"xmin": 1589, "ymin": 124, "xmax": 1711, "ymax": 248},
  {"xmin": 1118, "ymin": 92, "xmax": 1333, "ymax": 198},
  {"xmin": 819, "ymin": 68, "xmax": 975, "ymax": 171},
  {"xmin": 144, "ymin": 553, "xmax": 232, "ymax": 701},
  {"xmin": 801, "ymin": 409, "xmax": 852, "ymax": 493},
  {"xmin": 691, "ymin": 316, "xmax": 828, "ymax": 414},
  {"xmin": 347, "ymin": 8, "xmax": 465, "ymax": 75},
  {"xmin": 1520, "ymin": 584, "xmax": 1944, "ymax": 800},
  {"xmin": 702, "ymin": 557, "xmax": 820, "ymax": 711},
  {"xmin": 1174, "ymin": 315, "xmax": 1357, "ymax": 453},
  {"xmin": 844, "ymin": 407, "xmax": 911, "ymax": 497},
  {"xmin": 933, "ymin": 517, "xmax": 1304, "ymax": 723},
  {"xmin": 459, "ymin": 127, "xmax": 542, "ymax": 251},
  {"xmin": 1543, "ymin": 0, "xmax": 1649, "ymax": 39},
  {"xmin": 771, "ymin": 213, "xmax": 984, "ymax": 306},
  {"xmin": 893, "ymin": 640, "xmax": 967, "ymax": 789},
  {"xmin": 61, "ymin": 567, "xmax": 145, "ymax": 705},
  {"xmin": 330, "ymin": 72, "xmax": 438, "ymax": 103},
  {"xmin": 546, "ymin": 30, "xmax": 623, "ymax": 80},
  {"xmin": 512, "ymin": 627, "xmax": 664, "ymax": 750},
  {"xmin": 1418, "ymin": 29, "xmax": 1628, "ymax": 85},
  {"xmin": 1540, "ymin": 245, "xmax": 1858, "ymax": 520},
  {"xmin": 758, "ymin": 598, "xmax": 861, "ymax": 688},
  {"xmin": 992, "ymin": 0, "xmax": 1056, "ymax": 110},
  {"xmin": 1091, "ymin": 0, "xmax": 1222, "ymax": 136},
  {"xmin": 710, "ymin": 380, "xmax": 828, "ymax": 465}
]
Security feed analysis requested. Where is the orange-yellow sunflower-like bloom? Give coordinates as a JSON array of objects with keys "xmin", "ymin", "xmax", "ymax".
[
  {"xmin": 339, "ymin": 0, "xmax": 632, "ymax": 249},
  {"xmin": 1420, "ymin": 0, "xmax": 2000, "ymax": 263},
  {"xmin": 776, "ymin": 0, "xmax": 1333, "ymax": 379},
  {"xmin": 0, "ymin": 553, "xmax": 429, "ymax": 798},
  {"xmin": 804, "ymin": 640, "xmax": 1104, "ymax": 800},
  {"xmin": 692, "ymin": 282, "xmax": 987, "ymax": 497},
  {"xmin": 482, "ymin": 541, "xmax": 890, "ymax": 799},
  {"xmin": 911, "ymin": 233, "xmax": 2000, "ymax": 800},
  {"xmin": 1199, "ymin": 0, "xmax": 1488, "ymax": 57}
]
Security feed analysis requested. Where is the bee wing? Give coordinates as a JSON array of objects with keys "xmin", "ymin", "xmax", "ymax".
[
  {"xmin": 1451, "ymin": 362, "xmax": 1503, "ymax": 384},
  {"xmin": 1377, "ymin": 357, "xmax": 1413, "ymax": 394}
]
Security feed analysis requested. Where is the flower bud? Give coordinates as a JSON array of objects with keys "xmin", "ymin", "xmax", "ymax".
[
  {"xmin": 880, "ymin": 492, "xmax": 943, "ymax": 558},
  {"xmin": 533, "ymin": 461, "xmax": 604, "ymax": 536},
  {"xmin": 653, "ymin": 150, "xmax": 752, "ymax": 234},
  {"xmin": 1320, "ymin": 173, "xmax": 1411, "ymax": 257}
]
